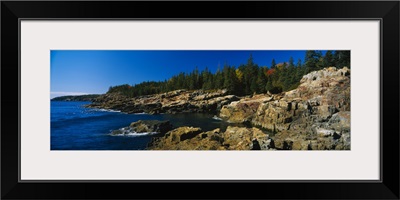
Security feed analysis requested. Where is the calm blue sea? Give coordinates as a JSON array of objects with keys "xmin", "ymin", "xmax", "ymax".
[{"xmin": 51, "ymin": 101, "xmax": 228, "ymax": 150}]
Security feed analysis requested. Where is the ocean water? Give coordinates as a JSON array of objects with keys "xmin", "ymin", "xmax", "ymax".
[{"xmin": 51, "ymin": 101, "xmax": 229, "ymax": 150}]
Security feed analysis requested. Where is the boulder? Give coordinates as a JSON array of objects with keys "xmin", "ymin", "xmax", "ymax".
[
  {"xmin": 222, "ymin": 126, "xmax": 270, "ymax": 150},
  {"xmin": 130, "ymin": 120, "xmax": 173, "ymax": 134},
  {"xmin": 220, "ymin": 94, "xmax": 271, "ymax": 123},
  {"xmin": 148, "ymin": 127, "xmax": 223, "ymax": 150},
  {"xmin": 147, "ymin": 126, "xmax": 271, "ymax": 150},
  {"xmin": 165, "ymin": 127, "xmax": 203, "ymax": 143},
  {"xmin": 111, "ymin": 120, "xmax": 173, "ymax": 135}
]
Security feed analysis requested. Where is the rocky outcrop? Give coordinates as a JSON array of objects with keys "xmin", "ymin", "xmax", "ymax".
[
  {"xmin": 272, "ymin": 121, "xmax": 351, "ymax": 150},
  {"xmin": 147, "ymin": 126, "xmax": 273, "ymax": 150},
  {"xmin": 109, "ymin": 67, "xmax": 350, "ymax": 150},
  {"xmin": 219, "ymin": 94, "xmax": 274, "ymax": 124},
  {"xmin": 147, "ymin": 127, "xmax": 211, "ymax": 150},
  {"xmin": 87, "ymin": 89, "xmax": 239, "ymax": 114},
  {"xmin": 219, "ymin": 67, "xmax": 351, "ymax": 150},
  {"xmin": 222, "ymin": 126, "xmax": 272, "ymax": 150},
  {"xmin": 111, "ymin": 120, "xmax": 173, "ymax": 135}
]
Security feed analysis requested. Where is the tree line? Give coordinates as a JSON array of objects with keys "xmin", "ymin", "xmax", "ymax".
[{"xmin": 107, "ymin": 50, "xmax": 350, "ymax": 97}]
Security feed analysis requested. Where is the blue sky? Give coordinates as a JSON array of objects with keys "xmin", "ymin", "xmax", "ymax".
[{"xmin": 50, "ymin": 50, "xmax": 325, "ymax": 98}]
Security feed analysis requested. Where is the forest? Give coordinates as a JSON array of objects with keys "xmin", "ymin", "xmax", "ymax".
[{"xmin": 107, "ymin": 50, "xmax": 350, "ymax": 97}]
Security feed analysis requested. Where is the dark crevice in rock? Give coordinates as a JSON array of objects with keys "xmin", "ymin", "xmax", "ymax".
[
  {"xmin": 180, "ymin": 129, "xmax": 202, "ymax": 141},
  {"xmin": 333, "ymin": 132, "xmax": 341, "ymax": 140},
  {"xmin": 282, "ymin": 141, "xmax": 293, "ymax": 150},
  {"xmin": 251, "ymin": 139, "xmax": 261, "ymax": 150}
]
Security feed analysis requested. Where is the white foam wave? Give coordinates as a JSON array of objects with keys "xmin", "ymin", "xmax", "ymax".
[
  {"xmin": 133, "ymin": 112, "xmax": 147, "ymax": 115},
  {"xmin": 95, "ymin": 108, "xmax": 121, "ymax": 113},
  {"xmin": 111, "ymin": 131, "xmax": 158, "ymax": 137},
  {"xmin": 212, "ymin": 115, "xmax": 222, "ymax": 121}
]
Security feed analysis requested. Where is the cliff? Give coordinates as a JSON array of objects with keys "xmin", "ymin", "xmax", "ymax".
[
  {"xmin": 219, "ymin": 67, "xmax": 351, "ymax": 150},
  {"xmin": 146, "ymin": 67, "xmax": 351, "ymax": 150}
]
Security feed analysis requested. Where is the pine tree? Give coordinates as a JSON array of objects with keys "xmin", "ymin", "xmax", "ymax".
[
  {"xmin": 266, "ymin": 78, "xmax": 273, "ymax": 92},
  {"xmin": 202, "ymin": 67, "xmax": 212, "ymax": 90},
  {"xmin": 247, "ymin": 54, "xmax": 254, "ymax": 66},
  {"xmin": 323, "ymin": 50, "xmax": 335, "ymax": 67},
  {"xmin": 223, "ymin": 65, "xmax": 233, "ymax": 92},
  {"xmin": 235, "ymin": 68, "xmax": 243, "ymax": 83},
  {"xmin": 334, "ymin": 50, "xmax": 350, "ymax": 68},
  {"xmin": 214, "ymin": 70, "xmax": 223, "ymax": 89},
  {"xmin": 289, "ymin": 57, "xmax": 295, "ymax": 68},
  {"xmin": 250, "ymin": 78, "xmax": 258, "ymax": 94},
  {"xmin": 256, "ymin": 67, "xmax": 267, "ymax": 93},
  {"xmin": 304, "ymin": 50, "xmax": 322, "ymax": 73},
  {"xmin": 106, "ymin": 51, "xmax": 335, "ymax": 98},
  {"xmin": 271, "ymin": 58, "xmax": 277, "ymax": 69}
]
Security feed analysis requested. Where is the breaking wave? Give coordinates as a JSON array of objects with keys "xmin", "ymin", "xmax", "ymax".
[
  {"xmin": 94, "ymin": 108, "xmax": 121, "ymax": 113},
  {"xmin": 133, "ymin": 112, "xmax": 147, "ymax": 115},
  {"xmin": 212, "ymin": 115, "xmax": 222, "ymax": 121},
  {"xmin": 111, "ymin": 131, "xmax": 158, "ymax": 137}
]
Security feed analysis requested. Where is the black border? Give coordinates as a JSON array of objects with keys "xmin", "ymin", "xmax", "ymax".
[
  {"xmin": 16, "ymin": 18, "xmax": 381, "ymax": 184},
  {"xmin": 2, "ymin": 1, "xmax": 399, "ymax": 199}
]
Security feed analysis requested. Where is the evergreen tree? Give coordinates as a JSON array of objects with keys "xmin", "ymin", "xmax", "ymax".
[
  {"xmin": 266, "ymin": 78, "xmax": 273, "ymax": 92},
  {"xmin": 323, "ymin": 50, "xmax": 335, "ymax": 67},
  {"xmin": 304, "ymin": 50, "xmax": 322, "ymax": 73},
  {"xmin": 106, "ymin": 51, "xmax": 349, "ymax": 98},
  {"xmin": 247, "ymin": 54, "xmax": 254, "ymax": 66},
  {"xmin": 223, "ymin": 65, "xmax": 233, "ymax": 92},
  {"xmin": 250, "ymin": 78, "xmax": 258, "ymax": 94},
  {"xmin": 256, "ymin": 67, "xmax": 267, "ymax": 93},
  {"xmin": 271, "ymin": 58, "xmax": 277, "ymax": 69},
  {"xmin": 289, "ymin": 57, "xmax": 295, "ymax": 68},
  {"xmin": 334, "ymin": 50, "xmax": 350, "ymax": 68},
  {"xmin": 214, "ymin": 70, "xmax": 224, "ymax": 89},
  {"xmin": 287, "ymin": 57, "xmax": 296, "ymax": 86},
  {"xmin": 295, "ymin": 59, "xmax": 304, "ymax": 80},
  {"xmin": 201, "ymin": 67, "xmax": 212, "ymax": 90},
  {"xmin": 235, "ymin": 68, "xmax": 244, "ymax": 83}
]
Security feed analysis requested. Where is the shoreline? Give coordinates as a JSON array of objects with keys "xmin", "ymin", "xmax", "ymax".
[{"xmin": 53, "ymin": 67, "xmax": 351, "ymax": 150}]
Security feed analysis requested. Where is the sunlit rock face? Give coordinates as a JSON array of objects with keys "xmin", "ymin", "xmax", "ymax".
[
  {"xmin": 87, "ymin": 89, "xmax": 239, "ymax": 114},
  {"xmin": 219, "ymin": 67, "xmax": 351, "ymax": 150}
]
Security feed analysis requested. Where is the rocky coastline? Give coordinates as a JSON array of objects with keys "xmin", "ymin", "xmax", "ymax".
[
  {"xmin": 92, "ymin": 67, "xmax": 351, "ymax": 150},
  {"xmin": 86, "ymin": 89, "xmax": 239, "ymax": 115}
]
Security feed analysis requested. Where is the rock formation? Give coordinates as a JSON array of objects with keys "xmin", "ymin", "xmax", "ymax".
[
  {"xmin": 219, "ymin": 67, "xmax": 351, "ymax": 150},
  {"xmin": 147, "ymin": 126, "xmax": 273, "ymax": 150},
  {"xmin": 108, "ymin": 67, "xmax": 351, "ymax": 150},
  {"xmin": 87, "ymin": 89, "xmax": 239, "ymax": 114},
  {"xmin": 111, "ymin": 120, "xmax": 173, "ymax": 136}
]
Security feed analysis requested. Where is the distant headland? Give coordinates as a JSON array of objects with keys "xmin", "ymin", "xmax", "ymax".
[{"xmin": 51, "ymin": 94, "xmax": 101, "ymax": 102}]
